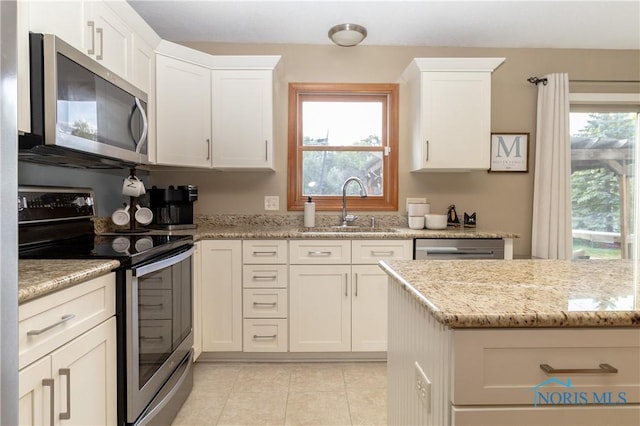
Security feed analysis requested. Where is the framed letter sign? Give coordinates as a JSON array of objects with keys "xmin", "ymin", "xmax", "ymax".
[{"xmin": 490, "ymin": 133, "xmax": 529, "ymax": 172}]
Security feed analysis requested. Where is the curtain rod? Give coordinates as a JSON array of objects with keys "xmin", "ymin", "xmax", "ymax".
[{"xmin": 528, "ymin": 76, "xmax": 640, "ymax": 86}]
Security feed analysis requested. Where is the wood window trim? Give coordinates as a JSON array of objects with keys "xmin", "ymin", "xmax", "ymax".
[{"xmin": 287, "ymin": 82, "xmax": 399, "ymax": 212}]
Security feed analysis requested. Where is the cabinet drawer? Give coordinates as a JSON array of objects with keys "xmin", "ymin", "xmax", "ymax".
[
  {"xmin": 289, "ymin": 240, "xmax": 351, "ymax": 264},
  {"xmin": 453, "ymin": 328, "xmax": 640, "ymax": 406},
  {"xmin": 19, "ymin": 273, "xmax": 115, "ymax": 370},
  {"xmin": 243, "ymin": 289, "xmax": 288, "ymax": 318},
  {"xmin": 243, "ymin": 264, "xmax": 288, "ymax": 288},
  {"xmin": 243, "ymin": 240, "xmax": 288, "ymax": 264},
  {"xmin": 243, "ymin": 319, "xmax": 288, "ymax": 352},
  {"xmin": 352, "ymin": 240, "xmax": 413, "ymax": 264}
]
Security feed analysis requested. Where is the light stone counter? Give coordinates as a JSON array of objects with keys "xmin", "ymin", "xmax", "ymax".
[
  {"xmin": 19, "ymin": 259, "xmax": 120, "ymax": 304},
  {"xmin": 379, "ymin": 259, "xmax": 640, "ymax": 328}
]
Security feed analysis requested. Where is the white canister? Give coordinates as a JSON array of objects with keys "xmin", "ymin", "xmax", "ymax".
[
  {"xmin": 408, "ymin": 203, "xmax": 430, "ymax": 217},
  {"xmin": 304, "ymin": 197, "xmax": 315, "ymax": 227}
]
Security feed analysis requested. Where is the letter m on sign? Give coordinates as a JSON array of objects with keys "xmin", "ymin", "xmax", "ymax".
[{"xmin": 496, "ymin": 135, "xmax": 523, "ymax": 158}]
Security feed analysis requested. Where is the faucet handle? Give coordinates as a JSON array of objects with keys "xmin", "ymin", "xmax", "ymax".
[{"xmin": 344, "ymin": 214, "xmax": 358, "ymax": 225}]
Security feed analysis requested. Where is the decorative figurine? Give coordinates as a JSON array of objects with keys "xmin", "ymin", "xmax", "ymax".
[
  {"xmin": 464, "ymin": 212, "xmax": 477, "ymax": 228},
  {"xmin": 447, "ymin": 204, "xmax": 460, "ymax": 226}
]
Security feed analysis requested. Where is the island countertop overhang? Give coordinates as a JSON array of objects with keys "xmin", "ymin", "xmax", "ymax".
[{"xmin": 379, "ymin": 259, "xmax": 640, "ymax": 328}]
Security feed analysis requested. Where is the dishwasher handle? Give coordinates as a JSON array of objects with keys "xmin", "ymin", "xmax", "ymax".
[{"xmin": 415, "ymin": 246, "xmax": 498, "ymax": 258}]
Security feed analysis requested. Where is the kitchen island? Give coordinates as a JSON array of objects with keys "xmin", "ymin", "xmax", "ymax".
[{"xmin": 379, "ymin": 259, "xmax": 640, "ymax": 426}]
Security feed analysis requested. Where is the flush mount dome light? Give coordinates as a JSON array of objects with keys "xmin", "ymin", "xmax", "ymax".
[{"xmin": 328, "ymin": 23, "xmax": 367, "ymax": 47}]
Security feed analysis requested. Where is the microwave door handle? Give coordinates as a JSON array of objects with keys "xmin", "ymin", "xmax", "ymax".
[{"xmin": 133, "ymin": 97, "xmax": 149, "ymax": 154}]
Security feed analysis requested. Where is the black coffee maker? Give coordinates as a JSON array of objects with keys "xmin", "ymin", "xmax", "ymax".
[{"xmin": 148, "ymin": 185, "xmax": 198, "ymax": 229}]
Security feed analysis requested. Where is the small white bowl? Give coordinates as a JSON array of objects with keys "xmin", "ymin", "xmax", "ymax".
[
  {"xmin": 408, "ymin": 216, "xmax": 425, "ymax": 229},
  {"xmin": 408, "ymin": 203, "xmax": 430, "ymax": 217},
  {"xmin": 425, "ymin": 214, "xmax": 448, "ymax": 230}
]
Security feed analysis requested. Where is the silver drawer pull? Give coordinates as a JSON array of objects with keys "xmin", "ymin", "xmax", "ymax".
[
  {"xmin": 253, "ymin": 334, "xmax": 277, "ymax": 339},
  {"xmin": 27, "ymin": 314, "xmax": 76, "ymax": 336},
  {"xmin": 540, "ymin": 363, "xmax": 618, "ymax": 375},
  {"xmin": 42, "ymin": 378, "xmax": 55, "ymax": 426},
  {"xmin": 253, "ymin": 302, "xmax": 277, "ymax": 307},
  {"xmin": 59, "ymin": 368, "xmax": 71, "ymax": 420},
  {"xmin": 308, "ymin": 251, "xmax": 332, "ymax": 256},
  {"xmin": 371, "ymin": 250, "xmax": 394, "ymax": 256},
  {"xmin": 252, "ymin": 250, "xmax": 277, "ymax": 256},
  {"xmin": 252, "ymin": 275, "xmax": 277, "ymax": 281}
]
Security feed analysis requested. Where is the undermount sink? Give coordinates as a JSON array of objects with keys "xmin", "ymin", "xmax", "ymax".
[{"xmin": 298, "ymin": 226, "xmax": 398, "ymax": 233}]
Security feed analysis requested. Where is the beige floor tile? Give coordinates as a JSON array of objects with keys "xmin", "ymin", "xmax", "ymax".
[
  {"xmin": 343, "ymin": 363, "xmax": 387, "ymax": 391},
  {"xmin": 217, "ymin": 391, "xmax": 288, "ymax": 426},
  {"xmin": 192, "ymin": 363, "xmax": 241, "ymax": 394},
  {"xmin": 171, "ymin": 390, "xmax": 228, "ymax": 426},
  {"xmin": 232, "ymin": 364, "xmax": 291, "ymax": 393},
  {"xmin": 285, "ymin": 391, "xmax": 352, "ymax": 426},
  {"xmin": 347, "ymin": 388, "xmax": 387, "ymax": 426},
  {"xmin": 289, "ymin": 363, "xmax": 346, "ymax": 392}
]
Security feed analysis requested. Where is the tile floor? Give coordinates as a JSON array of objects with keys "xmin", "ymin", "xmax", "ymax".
[{"xmin": 171, "ymin": 361, "xmax": 387, "ymax": 426}]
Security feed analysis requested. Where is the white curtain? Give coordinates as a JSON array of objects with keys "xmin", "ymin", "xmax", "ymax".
[{"xmin": 531, "ymin": 73, "xmax": 573, "ymax": 259}]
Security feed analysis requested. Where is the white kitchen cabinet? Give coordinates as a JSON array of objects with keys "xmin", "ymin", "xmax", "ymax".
[
  {"xmin": 201, "ymin": 240, "xmax": 243, "ymax": 351},
  {"xmin": 155, "ymin": 54, "xmax": 212, "ymax": 167},
  {"xmin": 403, "ymin": 58, "xmax": 505, "ymax": 171},
  {"xmin": 211, "ymin": 68, "xmax": 277, "ymax": 170},
  {"xmin": 18, "ymin": 274, "xmax": 116, "ymax": 426}
]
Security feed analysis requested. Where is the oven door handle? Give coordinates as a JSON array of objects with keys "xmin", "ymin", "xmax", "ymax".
[{"xmin": 133, "ymin": 247, "xmax": 194, "ymax": 277}]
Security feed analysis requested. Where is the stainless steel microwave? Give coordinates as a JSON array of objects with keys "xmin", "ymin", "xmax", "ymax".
[{"xmin": 19, "ymin": 33, "xmax": 148, "ymax": 168}]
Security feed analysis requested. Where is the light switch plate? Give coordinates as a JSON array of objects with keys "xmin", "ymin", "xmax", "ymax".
[
  {"xmin": 415, "ymin": 361, "xmax": 431, "ymax": 412},
  {"xmin": 406, "ymin": 197, "xmax": 427, "ymax": 212},
  {"xmin": 264, "ymin": 195, "xmax": 279, "ymax": 211}
]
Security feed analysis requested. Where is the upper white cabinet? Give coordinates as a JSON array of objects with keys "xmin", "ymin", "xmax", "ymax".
[
  {"xmin": 153, "ymin": 40, "xmax": 280, "ymax": 170},
  {"xmin": 403, "ymin": 58, "xmax": 505, "ymax": 172}
]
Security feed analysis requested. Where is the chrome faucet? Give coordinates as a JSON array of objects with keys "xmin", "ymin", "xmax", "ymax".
[{"xmin": 341, "ymin": 177, "xmax": 368, "ymax": 226}]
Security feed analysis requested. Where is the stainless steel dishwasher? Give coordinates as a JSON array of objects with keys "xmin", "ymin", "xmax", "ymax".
[{"xmin": 414, "ymin": 238, "xmax": 505, "ymax": 259}]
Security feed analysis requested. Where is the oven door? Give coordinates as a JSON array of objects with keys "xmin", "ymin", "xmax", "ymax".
[{"xmin": 126, "ymin": 246, "xmax": 194, "ymax": 424}]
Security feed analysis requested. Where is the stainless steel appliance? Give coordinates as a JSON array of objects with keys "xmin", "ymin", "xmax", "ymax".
[
  {"xmin": 149, "ymin": 186, "xmax": 198, "ymax": 229},
  {"xmin": 18, "ymin": 186, "xmax": 193, "ymax": 426},
  {"xmin": 19, "ymin": 33, "xmax": 148, "ymax": 168},
  {"xmin": 414, "ymin": 238, "xmax": 505, "ymax": 259}
]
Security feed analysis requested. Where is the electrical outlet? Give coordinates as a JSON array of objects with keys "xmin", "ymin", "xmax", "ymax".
[
  {"xmin": 415, "ymin": 361, "xmax": 431, "ymax": 412},
  {"xmin": 264, "ymin": 196, "xmax": 279, "ymax": 211},
  {"xmin": 406, "ymin": 197, "xmax": 427, "ymax": 212}
]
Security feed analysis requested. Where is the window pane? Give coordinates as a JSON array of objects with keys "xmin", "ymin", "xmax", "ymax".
[
  {"xmin": 302, "ymin": 151, "xmax": 383, "ymax": 196},
  {"xmin": 302, "ymin": 101, "xmax": 382, "ymax": 146},
  {"xmin": 570, "ymin": 112, "xmax": 637, "ymax": 259}
]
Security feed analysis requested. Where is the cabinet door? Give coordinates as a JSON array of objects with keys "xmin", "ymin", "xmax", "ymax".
[
  {"xmin": 84, "ymin": 1, "xmax": 131, "ymax": 79},
  {"xmin": 26, "ymin": 1, "xmax": 86, "ymax": 50},
  {"xmin": 201, "ymin": 240, "xmax": 242, "ymax": 351},
  {"xmin": 50, "ymin": 317, "xmax": 116, "ymax": 426},
  {"xmin": 130, "ymin": 33, "xmax": 154, "ymax": 94},
  {"xmin": 419, "ymin": 72, "xmax": 491, "ymax": 170},
  {"xmin": 155, "ymin": 54, "xmax": 212, "ymax": 167},
  {"xmin": 289, "ymin": 265, "xmax": 351, "ymax": 352},
  {"xmin": 211, "ymin": 69, "xmax": 273, "ymax": 170},
  {"xmin": 352, "ymin": 265, "xmax": 388, "ymax": 352},
  {"xmin": 18, "ymin": 357, "xmax": 52, "ymax": 426}
]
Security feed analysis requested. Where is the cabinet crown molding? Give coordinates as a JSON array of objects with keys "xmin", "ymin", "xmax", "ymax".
[
  {"xmin": 156, "ymin": 40, "xmax": 281, "ymax": 69},
  {"xmin": 408, "ymin": 57, "xmax": 506, "ymax": 73}
]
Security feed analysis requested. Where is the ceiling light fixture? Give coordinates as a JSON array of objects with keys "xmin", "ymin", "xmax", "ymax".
[{"xmin": 328, "ymin": 23, "xmax": 367, "ymax": 47}]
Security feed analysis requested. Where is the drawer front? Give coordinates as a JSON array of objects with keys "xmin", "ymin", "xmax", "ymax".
[
  {"xmin": 243, "ymin": 240, "xmax": 288, "ymax": 264},
  {"xmin": 243, "ymin": 289, "xmax": 288, "ymax": 318},
  {"xmin": 243, "ymin": 264, "xmax": 288, "ymax": 288},
  {"xmin": 19, "ymin": 273, "xmax": 115, "ymax": 370},
  {"xmin": 243, "ymin": 319, "xmax": 288, "ymax": 352},
  {"xmin": 352, "ymin": 240, "xmax": 413, "ymax": 264},
  {"xmin": 289, "ymin": 240, "xmax": 351, "ymax": 264},
  {"xmin": 453, "ymin": 328, "xmax": 640, "ymax": 406}
]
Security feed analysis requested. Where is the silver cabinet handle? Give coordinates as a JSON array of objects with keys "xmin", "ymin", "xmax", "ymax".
[
  {"xmin": 540, "ymin": 363, "xmax": 618, "ymax": 375},
  {"xmin": 253, "ymin": 334, "xmax": 277, "ymax": 339},
  {"xmin": 87, "ymin": 21, "xmax": 95, "ymax": 55},
  {"xmin": 345, "ymin": 273, "xmax": 348, "ymax": 296},
  {"xmin": 42, "ymin": 378, "xmax": 55, "ymax": 426},
  {"xmin": 371, "ymin": 250, "xmax": 394, "ymax": 257},
  {"xmin": 59, "ymin": 368, "xmax": 71, "ymax": 420},
  {"xmin": 252, "ymin": 250, "xmax": 277, "ymax": 256},
  {"xmin": 425, "ymin": 140, "xmax": 429, "ymax": 161},
  {"xmin": 355, "ymin": 273, "xmax": 358, "ymax": 297},
  {"xmin": 27, "ymin": 314, "xmax": 76, "ymax": 336},
  {"xmin": 308, "ymin": 251, "xmax": 332, "ymax": 257},
  {"xmin": 265, "ymin": 140, "xmax": 268, "ymax": 161},
  {"xmin": 206, "ymin": 139, "xmax": 211, "ymax": 160},
  {"xmin": 96, "ymin": 27, "xmax": 104, "ymax": 60},
  {"xmin": 253, "ymin": 302, "xmax": 277, "ymax": 307},
  {"xmin": 252, "ymin": 275, "xmax": 277, "ymax": 281}
]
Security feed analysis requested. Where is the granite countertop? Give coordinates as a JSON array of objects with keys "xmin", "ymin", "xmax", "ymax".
[
  {"xmin": 379, "ymin": 259, "xmax": 640, "ymax": 328},
  {"xmin": 19, "ymin": 259, "xmax": 120, "ymax": 304}
]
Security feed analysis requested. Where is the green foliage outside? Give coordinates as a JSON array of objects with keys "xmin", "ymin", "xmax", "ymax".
[{"xmin": 71, "ymin": 119, "xmax": 97, "ymax": 141}]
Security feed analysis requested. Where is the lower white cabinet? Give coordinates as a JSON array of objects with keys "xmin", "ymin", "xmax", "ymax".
[
  {"xmin": 200, "ymin": 240, "xmax": 243, "ymax": 351},
  {"xmin": 351, "ymin": 265, "xmax": 388, "ymax": 352},
  {"xmin": 18, "ymin": 274, "xmax": 116, "ymax": 426}
]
